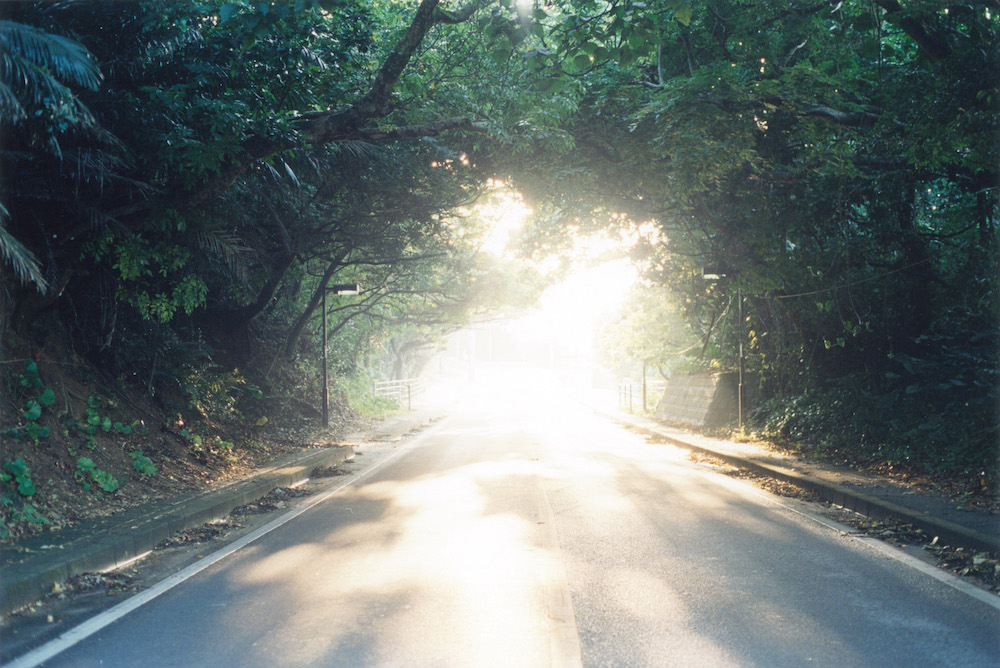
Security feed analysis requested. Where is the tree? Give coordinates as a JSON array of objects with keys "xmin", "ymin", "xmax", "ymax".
[
  {"xmin": 0, "ymin": 0, "xmax": 513, "ymax": 345},
  {"xmin": 0, "ymin": 17, "xmax": 103, "ymax": 294},
  {"xmin": 1, "ymin": 0, "xmax": 552, "ymax": 434},
  {"xmin": 501, "ymin": 0, "xmax": 998, "ymax": 472}
]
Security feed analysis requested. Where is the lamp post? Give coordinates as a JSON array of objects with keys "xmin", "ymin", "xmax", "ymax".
[
  {"xmin": 702, "ymin": 268, "xmax": 743, "ymax": 429},
  {"xmin": 321, "ymin": 283, "xmax": 360, "ymax": 428}
]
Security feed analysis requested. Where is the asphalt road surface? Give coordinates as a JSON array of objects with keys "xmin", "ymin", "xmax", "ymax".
[{"xmin": 12, "ymin": 369, "xmax": 1000, "ymax": 667}]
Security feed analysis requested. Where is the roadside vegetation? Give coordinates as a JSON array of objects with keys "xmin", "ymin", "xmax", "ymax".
[{"xmin": 2, "ymin": 0, "xmax": 996, "ymax": 540}]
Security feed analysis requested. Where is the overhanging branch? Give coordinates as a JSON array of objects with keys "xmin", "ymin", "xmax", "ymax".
[
  {"xmin": 800, "ymin": 104, "xmax": 880, "ymax": 129},
  {"xmin": 873, "ymin": 0, "xmax": 952, "ymax": 61},
  {"xmin": 307, "ymin": 117, "xmax": 495, "ymax": 144}
]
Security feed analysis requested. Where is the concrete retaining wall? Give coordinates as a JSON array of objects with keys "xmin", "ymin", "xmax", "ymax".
[{"xmin": 653, "ymin": 372, "xmax": 737, "ymax": 427}]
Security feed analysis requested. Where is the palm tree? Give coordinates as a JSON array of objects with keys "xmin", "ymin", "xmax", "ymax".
[
  {"xmin": 0, "ymin": 18, "xmax": 102, "ymax": 293},
  {"xmin": 0, "ymin": 18, "xmax": 101, "ymax": 123}
]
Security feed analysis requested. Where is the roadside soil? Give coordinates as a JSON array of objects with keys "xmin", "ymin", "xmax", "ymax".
[
  {"xmin": 0, "ymin": 441, "xmax": 395, "ymax": 664},
  {"xmin": 0, "ymin": 351, "xmax": 370, "ymax": 544}
]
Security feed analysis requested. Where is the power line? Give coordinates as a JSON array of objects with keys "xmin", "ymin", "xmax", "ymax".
[{"xmin": 774, "ymin": 258, "xmax": 934, "ymax": 300}]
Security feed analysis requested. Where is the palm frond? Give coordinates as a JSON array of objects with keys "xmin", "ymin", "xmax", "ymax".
[
  {"xmin": 0, "ymin": 80, "xmax": 24, "ymax": 120},
  {"xmin": 139, "ymin": 28, "xmax": 203, "ymax": 65},
  {"xmin": 197, "ymin": 229, "xmax": 258, "ymax": 285},
  {"xmin": 299, "ymin": 47, "xmax": 327, "ymax": 71},
  {"xmin": 0, "ymin": 19, "xmax": 102, "ymax": 128},
  {"xmin": 0, "ymin": 53, "xmax": 78, "ymax": 121},
  {"xmin": 329, "ymin": 140, "xmax": 384, "ymax": 161},
  {"xmin": 0, "ymin": 204, "xmax": 48, "ymax": 293},
  {"xmin": 0, "ymin": 19, "xmax": 102, "ymax": 90}
]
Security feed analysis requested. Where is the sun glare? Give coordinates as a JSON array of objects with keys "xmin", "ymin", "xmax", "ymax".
[
  {"xmin": 444, "ymin": 187, "xmax": 646, "ymax": 387},
  {"xmin": 473, "ymin": 182, "xmax": 531, "ymax": 257},
  {"xmin": 505, "ymin": 258, "xmax": 638, "ymax": 374}
]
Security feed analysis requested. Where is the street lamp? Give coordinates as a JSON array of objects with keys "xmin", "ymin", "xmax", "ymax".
[
  {"xmin": 702, "ymin": 268, "xmax": 744, "ymax": 429},
  {"xmin": 322, "ymin": 283, "xmax": 361, "ymax": 428}
]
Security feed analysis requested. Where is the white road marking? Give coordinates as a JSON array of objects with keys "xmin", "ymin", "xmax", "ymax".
[
  {"xmin": 6, "ymin": 425, "xmax": 440, "ymax": 668},
  {"xmin": 531, "ymin": 465, "xmax": 583, "ymax": 667},
  {"xmin": 690, "ymin": 454, "xmax": 1000, "ymax": 612}
]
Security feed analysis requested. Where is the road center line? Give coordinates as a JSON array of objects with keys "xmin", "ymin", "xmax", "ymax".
[{"xmin": 532, "ymin": 466, "xmax": 583, "ymax": 668}]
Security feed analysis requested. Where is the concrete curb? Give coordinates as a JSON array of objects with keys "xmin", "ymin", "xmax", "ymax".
[
  {"xmin": 606, "ymin": 411, "xmax": 1000, "ymax": 555},
  {"xmin": 1, "ymin": 445, "xmax": 353, "ymax": 617}
]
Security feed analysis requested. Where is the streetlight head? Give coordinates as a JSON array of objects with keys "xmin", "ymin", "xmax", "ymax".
[{"xmin": 328, "ymin": 283, "xmax": 360, "ymax": 295}]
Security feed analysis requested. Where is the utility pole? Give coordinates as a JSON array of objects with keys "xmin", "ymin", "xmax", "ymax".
[
  {"xmin": 737, "ymin": 284, "xmax": 744, "ymax": 430},
  {"xmin": 642, "ymin": 361, "xmax": 647, "ymax": 414},
  {"xmin": 321, "ymin": 283, "xmax": 361, "ymax": 428}
]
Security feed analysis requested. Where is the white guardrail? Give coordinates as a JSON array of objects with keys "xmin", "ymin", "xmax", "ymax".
[{"xmin": 373, "ymin": 378, "xmax": 425, "ymax": 410}]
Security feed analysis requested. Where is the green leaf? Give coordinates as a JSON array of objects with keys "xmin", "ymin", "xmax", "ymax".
[
  {"xmin": 17, "ymin": 478, "xmax": 35, "ymax": 497},
  {"xmin": 219, "ymin": 3, "xmax": 240, "ymax": 23},
  {"xmin": 23, "ymin": 401, "xmax": 41, "ymax": 421},
  {"xmin": 95, "ymin": 470, "xmax": 119, "ymax": 492},
  {"xmin": 674, "ymin": 4, "xmax": 693, "ymax": 26},
  {"xmin": 627, "ymin": 30, "xmax": 646, "ymax": 51},
  {"xmin": 131, "ymin": 451, "xmax": 157, "ymax": 476},
  {"xmin": 4, "ymin": 459, "xmax": 27, "ymax": 477},
  {"xmin": 38, "ymin": 387, "xmax": 56, "ymax": 406},
  {"xmin": 101, "ymin": 416, "xmax": 112, "ymax": 432},
  {"xmin": 536, "ymin": 76, "xmax": 565, "ymax": 93}
]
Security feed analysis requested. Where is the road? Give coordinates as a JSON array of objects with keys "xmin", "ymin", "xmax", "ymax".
[{"xmin": 12, "ymin": 370, "xmax": 1000, "ymax": 667}]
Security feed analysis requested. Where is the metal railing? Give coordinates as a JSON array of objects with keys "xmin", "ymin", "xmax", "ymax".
[
  {"xmin": 618, "ymin": 378, "xmax": 667, "ymax": 414},
  {"xmin": 373, "ymin": 377, "xmax": 425, "ymax": 410}
]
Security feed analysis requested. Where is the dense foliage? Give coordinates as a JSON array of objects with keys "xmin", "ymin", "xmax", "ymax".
[
  {"xmin": 0, "ymin": 0, "xmax": 538, "ymax": 395},
  {"xmin": 1, "ymin": 0, "xmax": 997, "ymax": 494},
  {"xmin": 508, "ymin": 0, "xmax": 999, "ymax": 474},
  {"xmin": 0, "ymin": 0, "xmax": 548, "ymax": 533}
]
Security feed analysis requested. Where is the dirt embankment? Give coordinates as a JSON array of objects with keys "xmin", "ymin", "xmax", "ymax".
[{"xmin": 0, "ymin": 345, "xmax": 361, "ymax": 543}]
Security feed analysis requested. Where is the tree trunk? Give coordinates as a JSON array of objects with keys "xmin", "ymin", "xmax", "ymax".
[
  {"xmin": 977, "ymin": 190, "xmax": 996, "ymax": 251},
  {"xmin": 282, "ymin": 253, "xmax": 349, "ymax": 359},
  {"xmin": 199, "ymin": 251, "xmax": 296, "ymax": 367},
  {"xmin": 893, "ymin": 182, "xmax": 935, "ymax": 343}
]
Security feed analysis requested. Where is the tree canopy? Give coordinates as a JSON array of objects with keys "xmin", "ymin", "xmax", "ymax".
[
  {"xmin": 509, "ymin": 0, "xmax": 998, "ymax": 472},
  {"xmin": 1, "ymin": 0, "xmax": 997, "ymax": 475}
]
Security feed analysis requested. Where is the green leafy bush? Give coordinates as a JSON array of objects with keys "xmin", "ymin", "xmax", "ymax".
[
  {"xmin": 75, "ymin": 396, "xmax": 134, "ymax": 437},
  {"xmin": 1, "ymin": 459, "xmax": 37, "ymax": 497},
  {"xmin": 1, "ymin": 496, "xmax": 50, "ymax": 539},
  {"xmin": 15, "ymin": 359, "xmax": 42, "ymax": 389},
  {"xmin": 75, "ymin": 458, "xmax": 119, "ymax": 495},
  {"xmin": 4, "ymin": 360, "xmax": 55, "ymax": 442},
  {"xmin": 179, "ymin": 428, "xmax": 203, "ymax": 450},
  {"xmin": 335, "ymin": 372, "xmax": 399, "ymax": 418},
  {"xmin": 130, "ymin": 452, "xmax": 157, "ymax": 476}
]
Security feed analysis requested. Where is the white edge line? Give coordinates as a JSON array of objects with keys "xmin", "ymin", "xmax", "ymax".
[
  {"xmin": 617, "ymin": 420, "xmax": 1000, "ymax": 612},
  {"xmin": 6, "ymin": 424, "xmax": 440, "ymax": 668},
  {"xmin": 704, "ymin": 464, "xmax": 1000, "ymax": 613}
]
